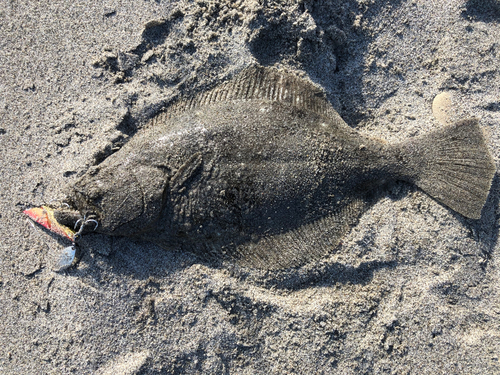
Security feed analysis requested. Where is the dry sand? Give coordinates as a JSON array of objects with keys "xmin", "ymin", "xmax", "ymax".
[{"xmin": 1, "ymin": 0, "xmax": 500, "ymax": 374}]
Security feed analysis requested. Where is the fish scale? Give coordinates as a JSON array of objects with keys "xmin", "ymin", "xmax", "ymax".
[{"xmin": 25, "ymin": 66, "xmax": 496, "ymax": 270}]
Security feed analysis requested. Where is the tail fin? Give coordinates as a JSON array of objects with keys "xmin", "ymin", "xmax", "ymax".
[{"xmin": 400, "ymin": 119, "xmax": 496, "ymax": 219}]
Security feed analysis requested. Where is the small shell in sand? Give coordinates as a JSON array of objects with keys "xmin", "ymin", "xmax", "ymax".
[{"xmin": 432, "ymin": 92, "xmax": 453, "ymax": 125}]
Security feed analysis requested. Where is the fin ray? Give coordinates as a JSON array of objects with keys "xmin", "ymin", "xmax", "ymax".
[
  {"xmin": 232, "ymin": 199, "xmax": 368, "ymax": 270},
  {"xmin": 155, "ymin": 66, "xmax": 341, "ymax": 124},
  {"xmin": 401, "ymin": 119, "xmax": 495, "ymax": 219}
]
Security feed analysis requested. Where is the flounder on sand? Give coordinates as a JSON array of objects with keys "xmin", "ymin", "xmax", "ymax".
[{"xmin": 25, "ymin": 66, "xmax": 496, "ymax": 269}]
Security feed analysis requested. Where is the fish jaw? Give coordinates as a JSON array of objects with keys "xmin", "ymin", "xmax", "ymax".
[{"xmin": 24, "ymin": 206, "xmax": 76, "ymax": 241}]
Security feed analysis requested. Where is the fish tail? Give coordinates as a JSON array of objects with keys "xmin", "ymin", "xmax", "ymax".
[{"xmin": 399, "ymin": 118, "xmax": 496, "ymax": 219}]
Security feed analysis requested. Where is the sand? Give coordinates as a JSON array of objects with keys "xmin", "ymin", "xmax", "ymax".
[{"xmin": 1, "ymin": 0, "xmax": 499, "ymax": 374}]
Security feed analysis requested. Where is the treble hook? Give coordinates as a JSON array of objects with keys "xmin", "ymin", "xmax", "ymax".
[{"xmin": 73, "ymin": 216, "xmax": 99, "ymax": 241}]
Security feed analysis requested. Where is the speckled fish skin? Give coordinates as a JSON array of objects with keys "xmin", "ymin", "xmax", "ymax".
[{"xmin": 55, "ymin": 66, "xmax": 495, "ymax": 269}]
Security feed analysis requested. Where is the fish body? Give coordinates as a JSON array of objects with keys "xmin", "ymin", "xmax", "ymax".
[{"xmin": 27, "ymin": 67, "xmax": 496, "ymax": 269}]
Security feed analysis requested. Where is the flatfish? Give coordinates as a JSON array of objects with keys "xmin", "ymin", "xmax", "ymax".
[{"xmin": 25, "ymin": 66, "xmax": 496, "ymax": 269}]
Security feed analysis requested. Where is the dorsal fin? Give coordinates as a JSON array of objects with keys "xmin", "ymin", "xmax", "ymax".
[{"xmin": 150, "ymin": 66, "xmax": 344, "ymax": 126}]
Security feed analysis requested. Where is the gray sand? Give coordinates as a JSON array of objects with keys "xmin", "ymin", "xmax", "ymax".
[{"xmin": 1, "ymin": 0, "xmax": 499, "ymax": 374}]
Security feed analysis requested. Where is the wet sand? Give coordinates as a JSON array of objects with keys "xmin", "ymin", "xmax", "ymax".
[{"xmin": 1, "ymin": 1, "xmax": 499, "ymax": 373}]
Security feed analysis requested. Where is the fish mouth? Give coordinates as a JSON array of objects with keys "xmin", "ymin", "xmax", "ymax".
[{"xmin": 52, "ymin": 208, "xmax": 84, "ymax": 231}]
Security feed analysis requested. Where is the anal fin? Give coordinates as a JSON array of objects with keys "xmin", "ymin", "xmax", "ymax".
[{"xmin": 233, "ymin": 199, "xmax": 368, "ymax": 270}]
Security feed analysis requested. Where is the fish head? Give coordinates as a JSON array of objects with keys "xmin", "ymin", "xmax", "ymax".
[{"xmin": 65, "ymin": 162, "xmax": 169, "ymax": 237}]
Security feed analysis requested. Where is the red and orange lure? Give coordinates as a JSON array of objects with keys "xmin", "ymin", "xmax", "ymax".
[{"xmin": 24, "ymin": 206, "xmax": 76, "ymax": 241}]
